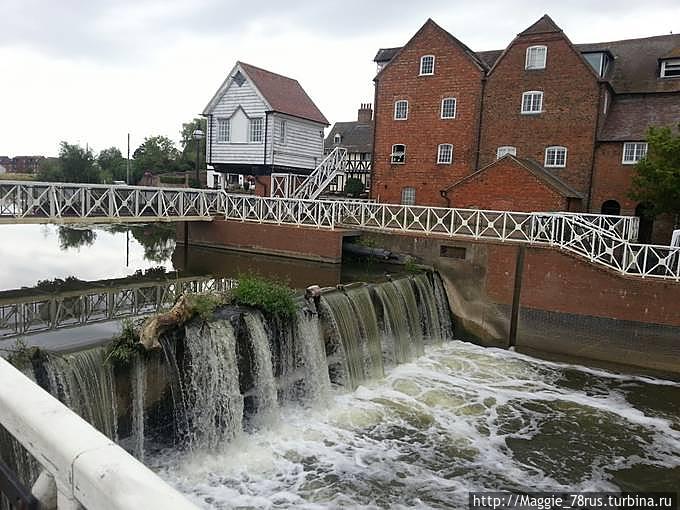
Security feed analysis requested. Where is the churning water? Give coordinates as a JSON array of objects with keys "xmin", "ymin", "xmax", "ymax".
[{"xmin": 152, "ymin": 341, "xmax": 680, "ymax": 509}]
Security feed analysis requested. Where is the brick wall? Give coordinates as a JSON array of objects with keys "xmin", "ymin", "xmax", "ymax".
[
  {"xmin": 479, "ymin": 32, "xmax": 600, "ymax": 196},
  {"xmin": 445, "ymin": 158, "xmax": 574, "ymax": 212},
  {"xmin": 371, "ymin": 20, "xmax": 484, "ymax": 206}
]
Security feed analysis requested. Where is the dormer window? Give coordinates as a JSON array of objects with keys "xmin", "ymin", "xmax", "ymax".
[
  {"xmin": 525, "ymin": 46, "xmax": 547, "ymax": 70},
  {"xmin": 420, "ymin": 55, "xmax": 435, "ymax": 75},
  {"xmin": 583, "ymin": 51, "xmax": 610, "ymax": 77},
  {"xmin": 660, "ymin": 59, "xmax": 680, "ymax": 78},
  {"xmin": 334, "ymin": 133, "xmax": 341, "ymax": 144}
]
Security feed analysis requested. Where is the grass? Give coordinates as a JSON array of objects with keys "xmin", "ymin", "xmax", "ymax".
[
  {"xmin": 0, "ymin": 173, "xmax": 34, "ymax": 181},
  {"xmin": 104, "ymin": 318, "xmax": 142, "ymax": 367},
  {"xmin": 186, "ymin": 292, "xmax": 231, "ymax": 321},
  {"xmin": 232, "ymin": 275, "xmax": 297, "ymax": 319},
  {"xmin": 404, "ymin": 256, "xmax": 423, "ymax": 274}
]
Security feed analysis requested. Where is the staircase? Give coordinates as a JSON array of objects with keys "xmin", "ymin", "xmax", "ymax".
[{"xmin": 289, "ymin": 147, "xmax": 348, "ymax": 200}]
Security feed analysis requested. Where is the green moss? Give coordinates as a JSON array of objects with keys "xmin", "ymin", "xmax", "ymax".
[{"xmin": 233, "ymin": 275, "xmax": 297, "ymax": 319}]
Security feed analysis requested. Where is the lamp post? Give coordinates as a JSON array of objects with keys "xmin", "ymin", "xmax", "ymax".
[{"xmin": 192, "ymin": 127, "xmax": 205, "ymax": 188}]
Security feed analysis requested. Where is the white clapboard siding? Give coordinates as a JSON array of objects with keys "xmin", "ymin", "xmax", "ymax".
[
  {"xmin": 271, "ymin": 114, "xmax": 325, "ymax": 170},
  {"xmin": 208, "ymin": 79, "xmax": 267, "ymax": 165}
]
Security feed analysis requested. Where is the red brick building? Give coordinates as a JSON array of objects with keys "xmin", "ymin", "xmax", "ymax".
[{"xmin": 372, "ymin": 16, "xmax": 680, "ymax": 242}]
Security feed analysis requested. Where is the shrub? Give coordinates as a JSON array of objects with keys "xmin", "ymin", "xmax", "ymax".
[
  {"xmin": 233, "ymin": 275, "xmax": 297, "ymax": 319},
  {"xmin": 105, "ymin": 319, "xmax": 142, "ymax": 367},
  {"xmin": 186, "ymin": 292, "xmax": 230, "ymax": 321},
  {"xmin": 344, "ymin": 177, "xmax": 364, "ymax": 196}
]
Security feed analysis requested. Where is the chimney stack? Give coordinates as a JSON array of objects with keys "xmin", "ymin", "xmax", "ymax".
[{"xmin": 357, "ymin": 103, "xmax": 373, "ymax": 123}]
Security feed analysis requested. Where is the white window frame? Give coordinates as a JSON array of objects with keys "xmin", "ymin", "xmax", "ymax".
[
  {"xmin": 440, "ymin": 98, "xmax": 457, "ymax": 119},
  {"xmin": 544, "ymin": 146, "xmax": 567, "ymax": 168},
  {"xmin": 496, "ymin": 146, "xmax": 517, "ymax": 159},
  {"xmin": 419, "ymin": 55, "xmax": 435, "ymax": 76},
  {"xmin": 622, "ymin": 142, "xmax": 648, "ymax": 164},
  {"xmin": 521, "ymin": 91, "xmax": 543, "ymax": 114},
  {"xmin": 333, "ymin": 133, "xmax": 341, "ymax": 144},
  {"xmin": 216, "ymin": 118, "xmax": 230, "ymax": 143},
  {"xmin": 249, "ymin": 118, "xmax": 263, "ymax": 143},
  {"xmin": 394, "ymin": 100, "xmax": 409, "ymax": 120},
  {"xmin": 437, "ymin": 144, "xmax": 453, "ymax": 164},
  {"xmin": 525, "ymin": 45, "xmax": 547, "ymax": 70},
  {"xmin": 401, "ymin": 187, "xmax": 416, "ymax": 205},
  {"xmin": 391, "ymin": 144, "xmax": 406, "ymax": 164},
  {"xmin": 278, "ymin": 120, "xmax": 286, "ymax": 144},
  {"xmin": 660, "ymin": 59, "xmax": 680, "ymax": 78}
]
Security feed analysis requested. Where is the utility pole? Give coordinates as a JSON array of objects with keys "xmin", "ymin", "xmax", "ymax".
[{"xmin": 126, "ymin": 133, "xmax": 131, "ymax": 184}]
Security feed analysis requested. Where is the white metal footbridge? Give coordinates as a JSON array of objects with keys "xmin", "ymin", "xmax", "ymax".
[{"xmin": 1, "ymin": 180, "xmax": 679, "ymax": 280}]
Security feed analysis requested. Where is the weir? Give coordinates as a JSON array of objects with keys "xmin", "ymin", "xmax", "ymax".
[{"xmin": 0, "ymin": 273, "xmax": 452, "ymax": 508}]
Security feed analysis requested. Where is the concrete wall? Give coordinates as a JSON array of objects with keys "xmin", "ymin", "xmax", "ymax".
[{"xmin": 359, "ymin": 230, "xmax": 680, "ymax": 375}]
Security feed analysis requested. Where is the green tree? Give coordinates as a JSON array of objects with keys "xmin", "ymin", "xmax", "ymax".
[
  {"xmin": 132, "ymin": 136, "xmax": 181, "ymax": 183},
  {"xmin": 37, "ymin": 157, "xmax": 64, "ymax": 182},
  {"xmin": 180, "ymin": 117, "xmax": 207, "ymax": 169},
  {"xmin": 630, "ymin": 124, "xmax": 680, "ymax": 218},
  {"xmin": 58, "ymin": 142, "xmax": 101, "ymax": 183},
  {"xmin": 98, "ymin": 147, "xmax": 128, "ymax": 183}
]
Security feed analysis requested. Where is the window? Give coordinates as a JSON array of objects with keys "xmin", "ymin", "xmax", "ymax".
[
  {"xmin": 420, "ymin": 55, "xmax": 435, "ymax": 75},
  {"xmin": 521, "ymin": 91, "xmax": 543, "ymax": 114},
  {"xmin": 401, "ymin": 187, "xmax": 416, "ymax": 205},
  {"xmin": 660, "ymin": 59, "xmax": 680, "ymax": 78},
  {"xmin": 496, "ymin": 146, "xmax": 517, "ymax": 159},
  {"xmin": 278, "ymin": 120, "xmax": 286, "ymax": 144},
  {"xmin": 545, "ymin": 146, "xmax": 567, "ymax": 168},
  {"xmin": 394, "ymin": 100, "xmax": 409, "ymax": 120},
  {"xmin": 583, "ymin": 51, "xmax": 610, "ymax": 77},
  {"xmin": 525, "ymin": 45, "xmax": 547, "ymax": 70},
  {"xmin": 437, "ymin": 144, "xmax": 453, "ymax": 164},
  {"xmin": 441, "ymin": 98, "xmax": 457, "ymax": 119},
  {"xmin": 334, "ymin": 133, "xmax": 341, "ymax": 144},
  {"xmin": 601, "ymin": 200, "xmax": 621, "ymax": 216},
  {"xmin": 391, "ymin": 144, "xmax": 406, "ymax": 164},
  {"xmin": 622, "ymin": 142, "xmax": 648, "ymax": 164},
  {"xmin": 249, "ymin": 118, "xmax": 263, "ymax": 143},
  {"xmin": 217, "ymin": 118, "xmax": 230, "ymax": 142}
]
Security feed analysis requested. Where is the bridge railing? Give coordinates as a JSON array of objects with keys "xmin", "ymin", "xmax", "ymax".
[
  {"xmin": 0, "ymin": 277, "xmax": 238, "ymax": 339},
  {"xmin": 0, "ymin": 181, "xmax": 223, "ymax": 223}
]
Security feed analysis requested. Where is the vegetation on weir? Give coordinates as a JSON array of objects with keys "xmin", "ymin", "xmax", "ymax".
[
  {"xmin": 232, "ymin": 275, "xmax": 297, "ymax": 319},
  {"xmin": 105, "ymin": 318, "xmax": 143, "ymax": 367},
  {"xmin": 2, "ymin": 339, "xmax": 43, "ymax": 370}
]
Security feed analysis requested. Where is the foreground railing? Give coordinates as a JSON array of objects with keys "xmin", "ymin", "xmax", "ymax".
[
  {"xmin": 0, "ymin": 356, "xmax": 198, "ymax": 509},
  {"xmin": 0, "ymin": 277, "xmax": 237, "ymax": 339},
  {"xmin": 0, "ymin": 181, "xmax": 223, "ymax": 224}
]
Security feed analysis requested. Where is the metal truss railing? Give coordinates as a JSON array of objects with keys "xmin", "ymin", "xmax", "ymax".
[
  {"xmin": 0, "ymin": 181, "xmax": 224, "ymax": 224},
  {"xmin": 291, "ymin": 147, "xmax": 348, "ymax": 200},
  {"xmin": 0, "ymin": 277, "xmax": 237, "ymax": 339},
  {"xmin": 270, "ymin": 173, "xmax": 307, "ymax": 198}
]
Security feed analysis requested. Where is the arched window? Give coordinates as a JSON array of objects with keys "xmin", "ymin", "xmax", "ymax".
[
  {"xmin": 600, "ymin": 200, "xmax": 621, "ymax": 216},
  {"xmin": 334, "ymin": 133, "xmax": 341, "ymax": 144}
]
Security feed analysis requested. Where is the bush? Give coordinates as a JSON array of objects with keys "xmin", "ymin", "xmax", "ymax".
[
  {"xmin": 344, "ymin": 177, "xmax": 364, "ymax": 196},
  {"xmin": 186, "ymin": 292, "xmax": 230, "ymax": 321},
  {"xmin": 233, "ymin": 275, "xmax": 297, "ymax": 319},
  {"xmin": 105, "ymin": 319, "xmax": 142, "ymax": 367}
]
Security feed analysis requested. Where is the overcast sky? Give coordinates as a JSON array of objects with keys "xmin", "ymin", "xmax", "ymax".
[{"xmin": 1, "ymin": 0, "xmax": 678, "ymax": 157}]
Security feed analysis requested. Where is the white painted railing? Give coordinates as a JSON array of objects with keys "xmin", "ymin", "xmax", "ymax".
[
  {"xmin": 0, "ymin": 181, "xmax": 223, "ymax": 224},
  {"xmin": 291, "ymin": 147, "xmax": 348, "ymax": 200},
  {"xmin": 0, "ymin": 277, "xmax": 237, "ymax": 339},
  {"xmin": 0, "ymin": 356, "xmax": 198, "ymax": 509}
]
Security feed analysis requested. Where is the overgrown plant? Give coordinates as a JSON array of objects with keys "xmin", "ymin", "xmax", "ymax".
[
  {"xmin": 404, "ymin": 256, "xmax": 422, "ymax": 274},
  {"xmin": 186, "ymin": 292, "xmax": 230, "ymax": 320},
  {"xmin": 105, "ymin": 318, "xmax": 142, "ymax": 367},
  {"xmin": 3, "ymin": 339, "xmax": 42, "ymax": 370},
  {"xmin": 233, "ymin": 275, "xmax": 297, "ymax": 319}
]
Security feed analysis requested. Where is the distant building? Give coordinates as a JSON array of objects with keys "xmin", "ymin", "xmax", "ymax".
[
  {"xmin": 324, "ymin": 103, "xmax": 374, "ymax": 192},
  {"xmin": 0, "ymin": 155, "xmax": 45, "ymax": 173},
  {"xmin": 371, "ymin": 15, "xmax": 680, "ymax": 242},
  {"xmin": 202, "ymin": 61, "xmax": 329, "ymax": 191}
]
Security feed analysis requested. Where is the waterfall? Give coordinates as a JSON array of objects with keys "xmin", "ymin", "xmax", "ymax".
[
  {"xmin": 43, "ymin": 346, "xmax": 118, "ymax": 440},
  {"xmin": 131, "ymin": 355, "xmax": 147, "ymax": 461},
  {"xmin": 295, "ymin": 309, "xmax": 331, "ymax": 403},
  {"xmin": 374, "ymin": 282, "xmax": 415, "ymax": 365},
  {"xmin": 243, "ymin": 312, "xmax": 278, "ymax": 419},
  {"xmin": 182, "ymin": 320, "xmax": 244, "ymax": 449},
  {"xmin": 344, "ymin": 286, "xmax": 384, "ymax": 380},
  {"xmin": 413, "ymin": 273, "xmax": 443, "ymax": 344},
  {"xmin": 432, "ymin": 273, "xmax": 454, "ymax": 341},
  {"xmin": 392, "ymin": 278, "xmax": 425, "ymax": 357}
]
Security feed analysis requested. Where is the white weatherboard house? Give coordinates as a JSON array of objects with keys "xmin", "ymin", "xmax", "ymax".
[{"xmin": 203, "ymin": 62, "xmax": 329, "ymax": 188}]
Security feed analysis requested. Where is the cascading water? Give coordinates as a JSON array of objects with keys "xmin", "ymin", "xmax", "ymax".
[
  {"xmin": 131, "ymin": 355, "xmax": 147, "ymax": 461},
  {"xmin": 393, "ymin": 277, "xmax": 425, "ymax": 356},
  {"xmin": 413, "ymin": 273, "xmax": 443, "ymax": 344},
  {"xmin": 294, "ymin": 309, "xmax": 331, "ymax": 403},
  {"xmin": 182, "ymin": 320, "xmax": 244, "ymax": 449},
  {"xmin": 432, "ymin": 272, "xmax": 454, "ymax": 341},
  {"xmin": 344, "ymin": 285, "xmax": 384, "ymax": 380},
  {"xmin": 243, "ymin": 312, "xmax": 278, "ymax": 419},
  {"xmin": 43, "ymin": 345, "xmax": 118, "ymax": 440},
  {"xmin": 374, "ymin": 281, "xmax": 416, "ymax": 365}
]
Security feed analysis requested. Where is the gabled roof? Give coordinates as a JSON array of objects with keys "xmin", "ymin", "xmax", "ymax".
[
  {"xmin": 443, "ymin": 155, "xmax": 583, "ymax": 199},
  {"xmin": 374, "ymin": 20, "xmax": 680, "ymax": 94},
  {"xmin": 518, "ymin": 14, "xmax": 561, "ymax": 36},
  {"xmin": 374, "ymin": 19, "xmax": 488, "ymax": 79},
  {"xmin": 203, "ymin": 62, "xmax": 329, "ymax": 125},
  {"xmin": 324, "ymin": 121, "xmax": 373, "ymax": 153},
  {"xmin": 600, "ymin": 94, "xmax": 680, "ymax": 141}
]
